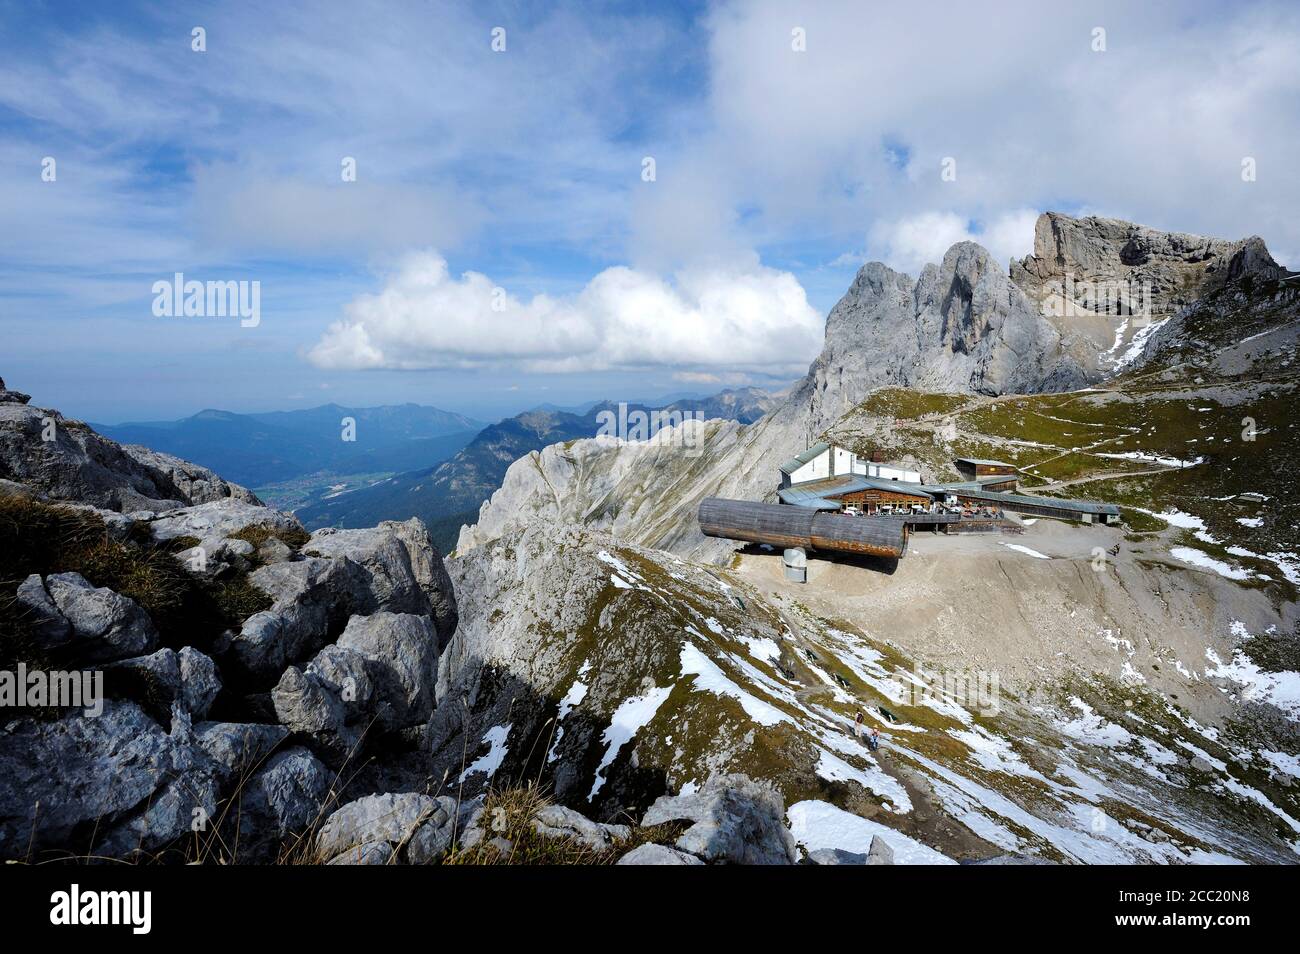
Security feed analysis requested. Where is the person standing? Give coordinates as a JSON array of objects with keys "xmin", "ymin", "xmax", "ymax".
[{"xmin": 853, "ymin": 710, "xmax": 865, "ymax": 739}]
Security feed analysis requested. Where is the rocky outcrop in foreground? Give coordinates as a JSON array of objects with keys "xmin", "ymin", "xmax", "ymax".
[
  {"xmin": 0, "ymin": 383, "xmax": 461, "ymax": 862},
  {"xmin": 0, "ymin": 379, "xmax": 257, "ymax": 512},
  {"xmin": 0, "ymin": 497, "xmax": 460, "ymax": 861},
  {"xmin": 315, "ymin": 773, "xmax": 799, "ymax": 865}
]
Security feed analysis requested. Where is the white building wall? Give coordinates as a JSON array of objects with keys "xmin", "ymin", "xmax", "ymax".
[
  {"xmin": 787, "ymin": 445, "xmax": 921, "ymax": 485},
  {"xmin": 788, "ymin": 448, "xmax": 831, "ymax": 484},
  {"xmin": 833, "ymin": 446, "xmax": 854, "ymax": 476},
  {"xmin": 867, "ymin": 462, "xmax": 922, "ymax": 483}
]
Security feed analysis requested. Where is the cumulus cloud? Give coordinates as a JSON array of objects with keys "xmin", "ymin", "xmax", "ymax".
[
  {"xmin": 867, "ymin": 209, "xmax": 1039, "ymax": 277},
  {"xmin": 308, "ymin": 251, "xmax": 823, "ymax": 375}
]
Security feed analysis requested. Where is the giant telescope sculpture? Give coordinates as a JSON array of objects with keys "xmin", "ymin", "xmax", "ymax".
[{"xmin": 697, "ymin": 497, "xmax": 908, "ymax": 559}]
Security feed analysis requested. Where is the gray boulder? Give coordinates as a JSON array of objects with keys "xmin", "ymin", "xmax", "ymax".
[
  {"xmin": 640, "ymin": 774, "xmax": 797, "ymax": 865},
  {"xmin": 456, "ymin": 796, "xmax": 487, "ymax": 850},
  {"xmin": 194, "ymin": 721, "xmax": 289, "ymax": 783},
  {"xmin": 316, "ymin": 792, "xmax": 451, "ymax": 864},
  {"xmin": 307, "ymin": 520, "xmax": 458, "ymax": 647},
  {"xmin": 1189, "ymin": 755, "xmax": 1216, "ymax": 774},
  {"xmin": 257, "ymin": 537, "xmax": 294, "ymax": 564},
  {"xmin": 806, "ymin": 847, "xmax": 868, "ymax": 865},
  {"xmin": 866, "ymin": 834, "xmax": 895, "ymax": 865},
  {"xmin": 615, "ymin": 843, "xmax": 704, "ymax": 865},
  {"xmin": 106, "ymin": 646, "xmax": 222, "ymax": 718},
  {"xmin": 327, "ymin": 839, "xmax": 393, "ymax": 865},
  {"xmin": 19, "ymin": 572, "xmax": 159, "ymax": 663},
  {"xmin": 95, "ymin": 707, "xmax": 224, "ymax": 860},
  {"xmin": 270, "ymin": 663, "xmax": 363, "ymax": 763},
  {"xmin": 531, "ymin": 803, "xmax": 630, "ymax": 851},
  {"xmin": 0, "ymin": 700, "xmax": 178, "ymax": 857},
  {"xmin": 336, "ymin": 612, "xmax": 438, "ymax": 730},
  {"xmin": 226, "ymin": 556, "xmax": 370, "ymax": 679},
  {"xmin": 13, "ymin": 574, "xmax": 72, "ymax": 649},
  {"xmin": 177, "ymin": 647, "xmax": 222, "ymax": 717},
  {"xmin": 230, "ymin": 747, "xmax": 333, "ymax": 862},
  {"xmin": 406, "ymin": 798, "xmax": 464, "ymax": 864},
  {"xmin": 271, "ymin": 612, "xmax": 439, "ymax": 759},
  {"xmin": 304, "ymin": 643, "xmax": 378, "ymax": 722}
]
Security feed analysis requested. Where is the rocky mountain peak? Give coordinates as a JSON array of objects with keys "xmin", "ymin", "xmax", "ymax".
[
  {"xmin": 797, "ymin": 231, "xmax": 1087, "ymax": 431},
  {"xmin": 1011, "ymin": 211, "xmax": 1280, "ymax": 316}
]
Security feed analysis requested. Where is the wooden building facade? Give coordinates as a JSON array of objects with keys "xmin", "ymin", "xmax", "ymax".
[{"xmin": 954, "ymin": 457, "xmax": 1018, "ymax": 481}]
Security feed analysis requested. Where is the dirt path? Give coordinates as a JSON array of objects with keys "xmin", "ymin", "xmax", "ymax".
[{"xmin": 1036, "ymin": 465, "xmax": 1179, "ymax": 491}]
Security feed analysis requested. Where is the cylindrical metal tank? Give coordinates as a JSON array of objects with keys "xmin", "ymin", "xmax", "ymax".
[{"xmin": 698, "ymin": 498, "xmax": 907, "ymax": 558}]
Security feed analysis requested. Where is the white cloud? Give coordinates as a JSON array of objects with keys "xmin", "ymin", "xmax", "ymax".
[
  {"xmin": 980, "ymin": 210, "xmax": 1040, "ymax": 267},
  {"xmin": 307, "ymin": 251, "xmax": 823, "ymax": 374},
  {"xmin": 868, "ymin": 213, "xmax": 976, "ymax": 277},
  {"xmin": 702, "ymin": 0, "xmax": 1300, "ymax": 269},
  {"xmin": 867, "ymin": 209, "xmax": 1038, "ymax": 276}
]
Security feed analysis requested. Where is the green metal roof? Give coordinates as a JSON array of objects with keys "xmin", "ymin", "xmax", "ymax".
[
  {"xmin": 929, "ymin": 475, "xmax": 1019, "ymax": 492},
  {"xmin": 949, "ymin": 488, "xmax": 1121, "ymax": 515},
  {"xmin": 954, "ymin": 457, "xmax": 1015, "ymax": 467},
  {"xmin": 779, "ymin": 475, "xmax": 937, "ymax": 510},
  {"xmin": 779, "ymin": 441, "xmax": 831, "ymax": 474},
  {"xmin": 777, "ymin": 475, "xmax": 855, "ymax": 509}
]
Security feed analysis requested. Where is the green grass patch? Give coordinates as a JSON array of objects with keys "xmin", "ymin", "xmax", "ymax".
[
  {"xmin": 229, "ymin": 523, "xmax": 311, "ymax": 551},
  {"xmin": 442, "ymin": 783, "xmax": 690, "ymax": 865},
  {"xmin": 857, "ymin": 388, "xmax": 975, "ymax": 421},
  {"xmin": 0, "ymin": 494, "xmax": 272, "ymax": 669}
]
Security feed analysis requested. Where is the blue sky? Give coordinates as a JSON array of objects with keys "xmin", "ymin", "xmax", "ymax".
[{"xmin": 2, "ymin": 0, "xmax": 1297, "ymax": 422}]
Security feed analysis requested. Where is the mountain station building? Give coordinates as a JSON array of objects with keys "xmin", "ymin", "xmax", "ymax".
[{"xmin": 777, "ymin": 443, "xmax": 1121, "ymax": 525}]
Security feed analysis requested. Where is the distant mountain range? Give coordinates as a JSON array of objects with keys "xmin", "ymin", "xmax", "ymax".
[
  {"xmin": 95, "ymin": 403, "xmax": 484, "ymax": 488},
  {"xmin": 296, "ymin": 388, "xmax": 776, "ymax": 548}
]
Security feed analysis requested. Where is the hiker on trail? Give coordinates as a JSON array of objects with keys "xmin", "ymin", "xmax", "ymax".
[
  {"xmin": 853, "ymin": 710, "xmax": 865, "ymax": 739},
  {"xmin": 867, "ymin": 727, "xmax": 881, "ymax": 753}
]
